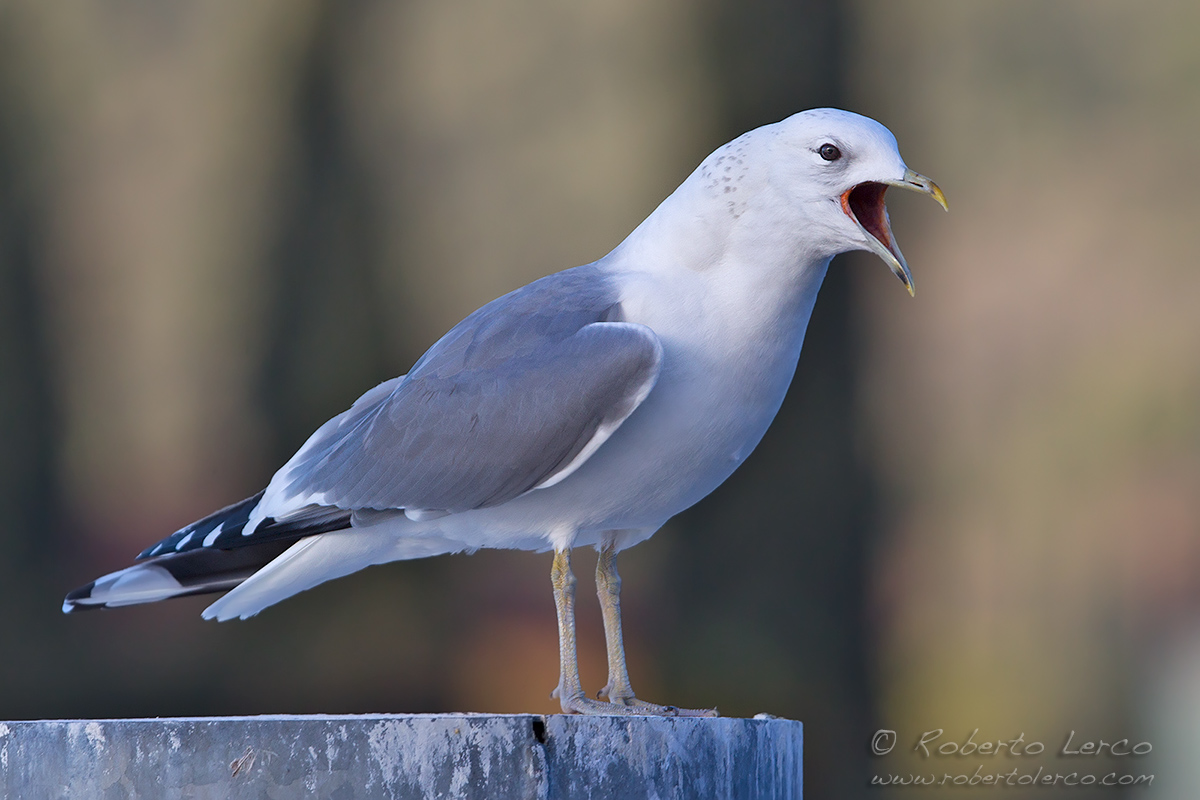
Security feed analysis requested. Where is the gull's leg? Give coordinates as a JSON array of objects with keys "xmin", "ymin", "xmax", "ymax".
[
  {"xmin": 594, "ymin": 544, "xmax": 636, "ymax": 704},
  {"xmin": 594, "ymin": 544, "xmax": 718, "ymax": 717},
  {"xmin": 550, "ymin": 548, "xmax": 587, "ymax": 709},
  {"xmin": 550, "ymin": 548, "xmax": 652, "ymax": 715}
]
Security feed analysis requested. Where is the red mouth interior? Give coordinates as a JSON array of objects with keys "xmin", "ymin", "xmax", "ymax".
[{"xmin": 841, "ymin": 182, "xmax": 891, "ymax": 249}]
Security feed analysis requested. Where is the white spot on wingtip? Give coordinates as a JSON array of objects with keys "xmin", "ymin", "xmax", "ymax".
[
  {"xmin": 175, "ymin": 531, "xmax": 195, "ymax": 550},
  {"xmin": 202, "ymin": 522, "xmax": 226, "ymax": 547},
  {"xmin": 81, "ymin": 564, "xmax": 185, "ymax": 607},
  {"xmin": 243, "ymin": 506, "xmax": 267, "ymax": 538}
]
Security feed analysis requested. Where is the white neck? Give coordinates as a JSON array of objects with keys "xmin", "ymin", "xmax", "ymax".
[{"xmin": 603, "ymin": 137, "xmax": 837, "ymax": 356}]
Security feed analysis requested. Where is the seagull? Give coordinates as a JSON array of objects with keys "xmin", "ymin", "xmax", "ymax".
[{"xmin": 63, "ymin": 108, "xmax": 945, "ymax": 716}]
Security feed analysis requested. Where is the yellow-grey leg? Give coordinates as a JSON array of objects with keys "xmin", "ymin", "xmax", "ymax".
[
  {"xmin": 594, "ymin": 545, "xmax": 718, "ymax": 717},
  {"xmin": 551, "ymin": 548, "xmax": 658, "ymax": 715},
  {"xmin": 594, "ymin": 545, "xmax": 634, "ymax": 703}
]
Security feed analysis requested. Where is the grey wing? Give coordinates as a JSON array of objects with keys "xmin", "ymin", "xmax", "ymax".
[
  {"xmin": 251, "ymin": 267, "xmax": 662, "ymax": 524},
  {"xmin": 287, "ymin": 321, "xmax": 660, "ymax": 513}
]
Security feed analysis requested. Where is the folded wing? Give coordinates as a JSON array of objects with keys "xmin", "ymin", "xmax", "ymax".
[{"xmin": 236, "ymin": 265, "xmax": 662, "ymax": 542}]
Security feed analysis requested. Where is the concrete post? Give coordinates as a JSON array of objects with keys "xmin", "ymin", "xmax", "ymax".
[{"xmin": 0, "ymin": 713, "xmax": 801, "ymax": 799}]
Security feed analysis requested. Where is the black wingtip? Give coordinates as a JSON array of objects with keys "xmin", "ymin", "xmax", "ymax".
[
  {"xmin": 64, "ymin": 581, "xmax": 95, "ymax": 603},
  {"xmin": 62, "ymin": 581, "xmax": 102, "ymax": 613},
  {"xmin": 136, "ymin": 489, "xmax": 268, "ymax": 559}
]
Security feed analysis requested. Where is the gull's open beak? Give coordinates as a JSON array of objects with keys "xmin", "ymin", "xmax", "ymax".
[{"xmin": 840, "ymin": 168, "xmax": 947, "ymax": 297}]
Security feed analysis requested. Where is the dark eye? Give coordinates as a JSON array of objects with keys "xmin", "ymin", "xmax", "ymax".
[{"xmin": 818, "ymin": 143, "xmax": 841, "ymax": 161}]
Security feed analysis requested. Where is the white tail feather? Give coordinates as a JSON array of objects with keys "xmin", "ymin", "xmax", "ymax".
[{"xmin": 201, "ymin": 529, "xmax": 463, "ymax": 621}]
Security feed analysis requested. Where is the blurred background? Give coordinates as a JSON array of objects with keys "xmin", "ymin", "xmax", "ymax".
[{"xmin": 1, "ymin": 0, "xmax": 1197, "ymax": 796}]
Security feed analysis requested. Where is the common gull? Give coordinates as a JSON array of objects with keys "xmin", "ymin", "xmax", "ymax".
[{"xmin": 64, "ymin": 108, "xmax": 946, "ymax": 716}]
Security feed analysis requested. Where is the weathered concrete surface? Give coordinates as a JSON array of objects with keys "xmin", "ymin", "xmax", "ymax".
[{"xmin": 0, "ymin": 713, "xmax": 801, "ymax": 799}]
